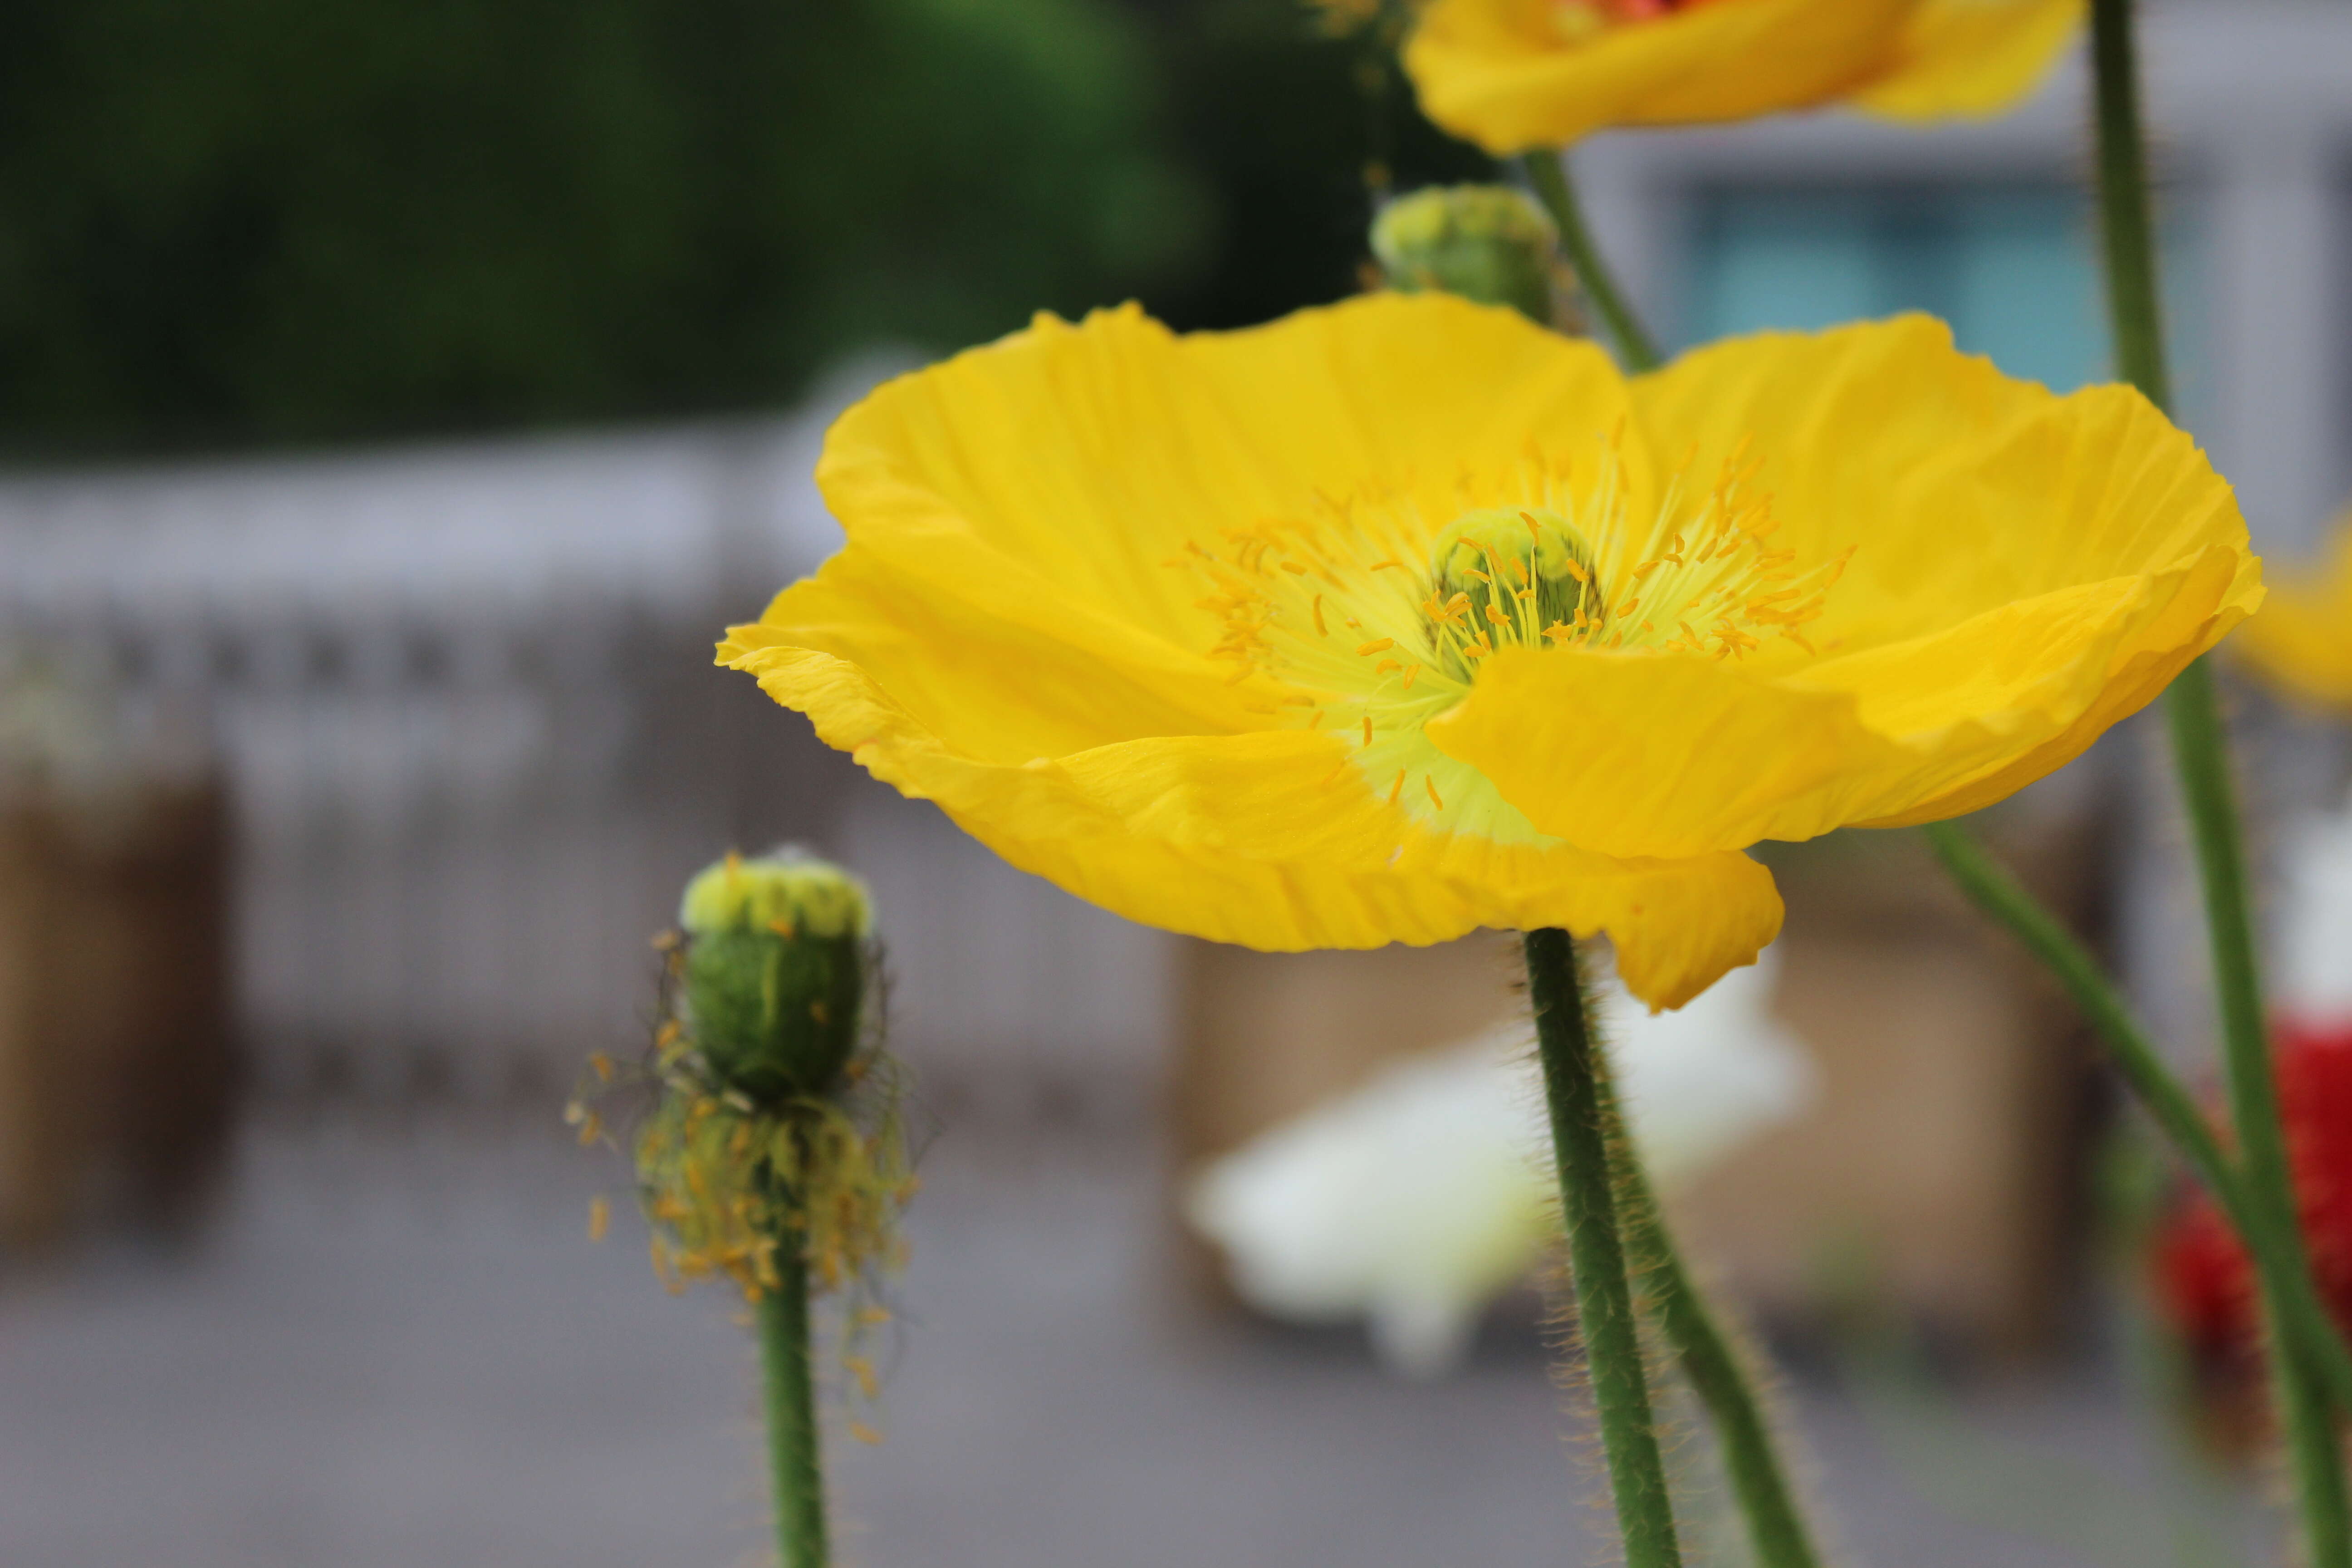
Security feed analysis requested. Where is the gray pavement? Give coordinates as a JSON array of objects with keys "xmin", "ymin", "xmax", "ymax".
[{"xmin": 0, "ymin": 1118, "xmax": 2269, "ymax": 1568}]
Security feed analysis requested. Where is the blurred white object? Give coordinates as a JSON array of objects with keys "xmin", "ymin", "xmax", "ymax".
[
  {"xmin": 2276, "ymin": 807, "xmax": 2352, "ymax": 1025},
  {"xmin": 1185, "ymin": 954, "xmax": 1815, "ymax": 1376}
]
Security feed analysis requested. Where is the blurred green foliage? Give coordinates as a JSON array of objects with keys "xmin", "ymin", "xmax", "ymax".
[{"xmin": 0, "ymin": 0, "xmax": 1486, "ymax": 457}]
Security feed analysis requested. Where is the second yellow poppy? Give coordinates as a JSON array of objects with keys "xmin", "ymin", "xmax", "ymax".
[{"xmin": 1405, "ymin": 0, "xmax": 2085, "ymax": 154}]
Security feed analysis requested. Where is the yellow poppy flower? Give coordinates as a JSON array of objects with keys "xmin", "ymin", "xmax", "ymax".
[
  {"xmin": 1404, "ymin": 0, "xmax": 2085, "ymax": 154},
  {"xmin": 2234, "ymin": 514, "xmax": 2352, "ymax": 710},
  {"xmin": 719, "ymin": 294, "xmax": 2255, "ymax": 1008}
]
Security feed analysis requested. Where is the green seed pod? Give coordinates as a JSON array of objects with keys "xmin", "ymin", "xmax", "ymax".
[
  {"xmin": 1371, "ymin": 184, "xmax": 1558, "ymax": 326},
  {"xmin": 678, "ymin": 852, "xmax": 873, "ymax": 1104},
  {"xmin": 1426, "ymin": 506, "xmax": 1602, "ymax": 679}
]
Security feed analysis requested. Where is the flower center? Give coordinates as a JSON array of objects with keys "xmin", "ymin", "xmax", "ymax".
[
  {"xmin": 1172, "ymin": 433, "xmax": 1849, "ymax": 834},
  {"xmin": 1423, "ymin": 507, "xmax": 1602, "ymax": 681},
  {"xmin": 1552, "ymin": 0, "xmax": 1720, "ymax": 42}
]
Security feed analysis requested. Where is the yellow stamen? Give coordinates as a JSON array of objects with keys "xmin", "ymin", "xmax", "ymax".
[
  {"xmin": 1355, "ymin": 637, "xmax": 1394, "ymax": 656},
  {"xmin": 1387, "ymin": 769, "xmax": 1406, "ymax": 805},
  {"xmin": 1425, "ymin": 775, "xmax": 1444, "ymax": 809}
]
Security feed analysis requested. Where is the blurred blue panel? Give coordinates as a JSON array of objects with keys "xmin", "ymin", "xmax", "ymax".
[
  {"xmin": 1685, "ymin": 185, "xmax": 2107, "ymax": 395},
  {"xmin": 1948, "ymin": 192, "xmax": 2104, "ymax": 392},
  {"xmin": 1690, "ymin": 194, "xmax": 1881, "ymax": 339}
]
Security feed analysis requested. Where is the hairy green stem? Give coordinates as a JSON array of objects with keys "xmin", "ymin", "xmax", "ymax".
[
  {"xmin": 1524, "ymin": 927, "xmax": 1683, "ymax": 1568},
  {"xmin": 2168, "ymin": 661, "xmax": 2351, "ymax": 1564},
  {"xmin": 2091, "ymin": 1, "xmax": 2347, "ymax": 1553},
  {"xmin": 1494, "ymin": 180, "xmax": 1819, "ymax": 1564},
  {"xmin": 1520, "ymin": 151, "xmax": 1662, "ymax": 372},
  {"xmin": 758, "ymin": 1240, "xmax": 830, "ymax": 1568},
  {"xmin": 1601, "ymin": 1072, "xmax": 1824, "ymax": 1568},
  {"xmin": 1923, "ymin": 819, "xmax": 2352, "ymax": 1411}
]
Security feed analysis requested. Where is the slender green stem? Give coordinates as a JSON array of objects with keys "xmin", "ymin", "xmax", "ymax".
[
  {"xmin": 1523, "ymin": 928, "xmax": 1684, "ymax": 1568},
  {"xmin": 2167, "ymin": 661, "xmax": 2352, "ymax": 1566},
  {"xmin": 758, "ymin": 1239, "xmax": 830, "ymax": 1568},
  {"xmin": 1923, "ymin": 819, "xmax": 2352, "ymax": 1410},
  {"xmin": 1599, "ymin": 1072, "xmax": 1823, "ymax": 1568},
  {"xmin": 2090, "ymin": 1, "xmax": 2349, "ymax": 1557},
  {"xmin": 1520, "ymin": 151, "xmax": 1662, "ymax": 372},
  {"xmin": 2089, "ymin": 0, "xmax": 2171, "ymax": 412}
]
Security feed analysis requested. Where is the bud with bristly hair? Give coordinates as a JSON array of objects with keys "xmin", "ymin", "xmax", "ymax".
[
  {"xmin": 678, "ymin": 851, "xmax": 872, "ymax": 1105},
  {"xmin": 572, "ymin": 847, "xmax": 915, "ymax": 1567}
]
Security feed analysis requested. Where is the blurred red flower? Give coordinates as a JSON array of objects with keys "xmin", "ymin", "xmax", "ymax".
[{"xmin": 2153, "ymin": 1019, "xmax": 2352, "ymax": 1371}]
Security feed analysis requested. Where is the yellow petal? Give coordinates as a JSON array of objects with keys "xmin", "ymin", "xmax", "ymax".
[
  {"xmin": 724, "ymin": 549, "xmax": 1261, "ymax": 767},
  {"xmin": 1426, "ymin": 318, "xmax": 2258, "ymax": 856},
  {"xmin": 818, "ymin": 295, "xmax": 1632, "ymax": 649},
  {"xmin": 1628, "ymin": 316, "xmax": 2254, "ymax": 652},
  {"xmin": 1431, "ymin": 548, "xmax": 2248, "ymax": 855},
  {"xmin": 1404, "ymin": 0, "xmax": 1914, "ymax": 154},
  {"xmin": 1852, "ymin": 0, "xmax": 2084, "ymax": 120},
  {"xmin": 721, "ymin": 635, "xmax": 1780, "ymax": 1009},
  {"xmin": 2231, "ymin": 518, "xmax": 2352, "ymax": 711}
]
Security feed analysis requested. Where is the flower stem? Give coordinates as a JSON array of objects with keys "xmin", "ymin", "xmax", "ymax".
[
  {"xmin": 758, "ymin": 1238, "xmax": 830, "ymax": 1568},
  {"xmin": 2167, "ymin": 661, "xmax": 2352, "ymax": 1566},
  {"xmin": 2090, "ymin": 3, "xmax": 2348, "ymax": 1553},
  {"xmin": 1922, "ymin": 818, "xmax": 2352, "ymax": 1411},
  {"xmin": 1523, "ymin": 927, "xmax": 1684, "ymax": 1568},
  {"xmin": 1599, "ymin": 1071, "xmax": 1823, "ymax": 1568},
  {"xmin": 2090, "ymin": 0, "xmax": 2170, "ymax": 413},
  {"xmin": 1520, "ymin": 151, "xmax": 1662, "ymax": 373}
]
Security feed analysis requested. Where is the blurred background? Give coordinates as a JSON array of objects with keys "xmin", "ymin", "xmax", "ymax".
[{"xmin": 2, "ymin": 1, "xmax": 2350, "ymax": 1564}]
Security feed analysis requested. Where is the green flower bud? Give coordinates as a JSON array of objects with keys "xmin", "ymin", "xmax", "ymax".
[
  {"xmin": 678, "ymin": 852, "xmax": 872, "ymax": 1103},
  {"xmin": 1371, "ymin": 185, "xmax": 1558, "ymax": 326}
]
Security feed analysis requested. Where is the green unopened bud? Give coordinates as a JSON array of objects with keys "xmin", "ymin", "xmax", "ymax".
[
  {"xmin": 678, "ymin": 852, "xmax": 872, "ymax": 1103},
  {"xmin": 1371, "ymin": 185, "xmax": 1558, "ymax": 325}
]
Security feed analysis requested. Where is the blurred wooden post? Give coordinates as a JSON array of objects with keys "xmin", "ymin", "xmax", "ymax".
[
  {"xmin": 1169, "ymin": 804, "xmax": 2104, "ymax": 1357},
  {"xmin": 1673, "ymin": 822, "xmax": 2101, "ymax": 1357},
  {"xmin": 0, "ymin": 781, "xmax": 235, "ymax": 1251}
]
